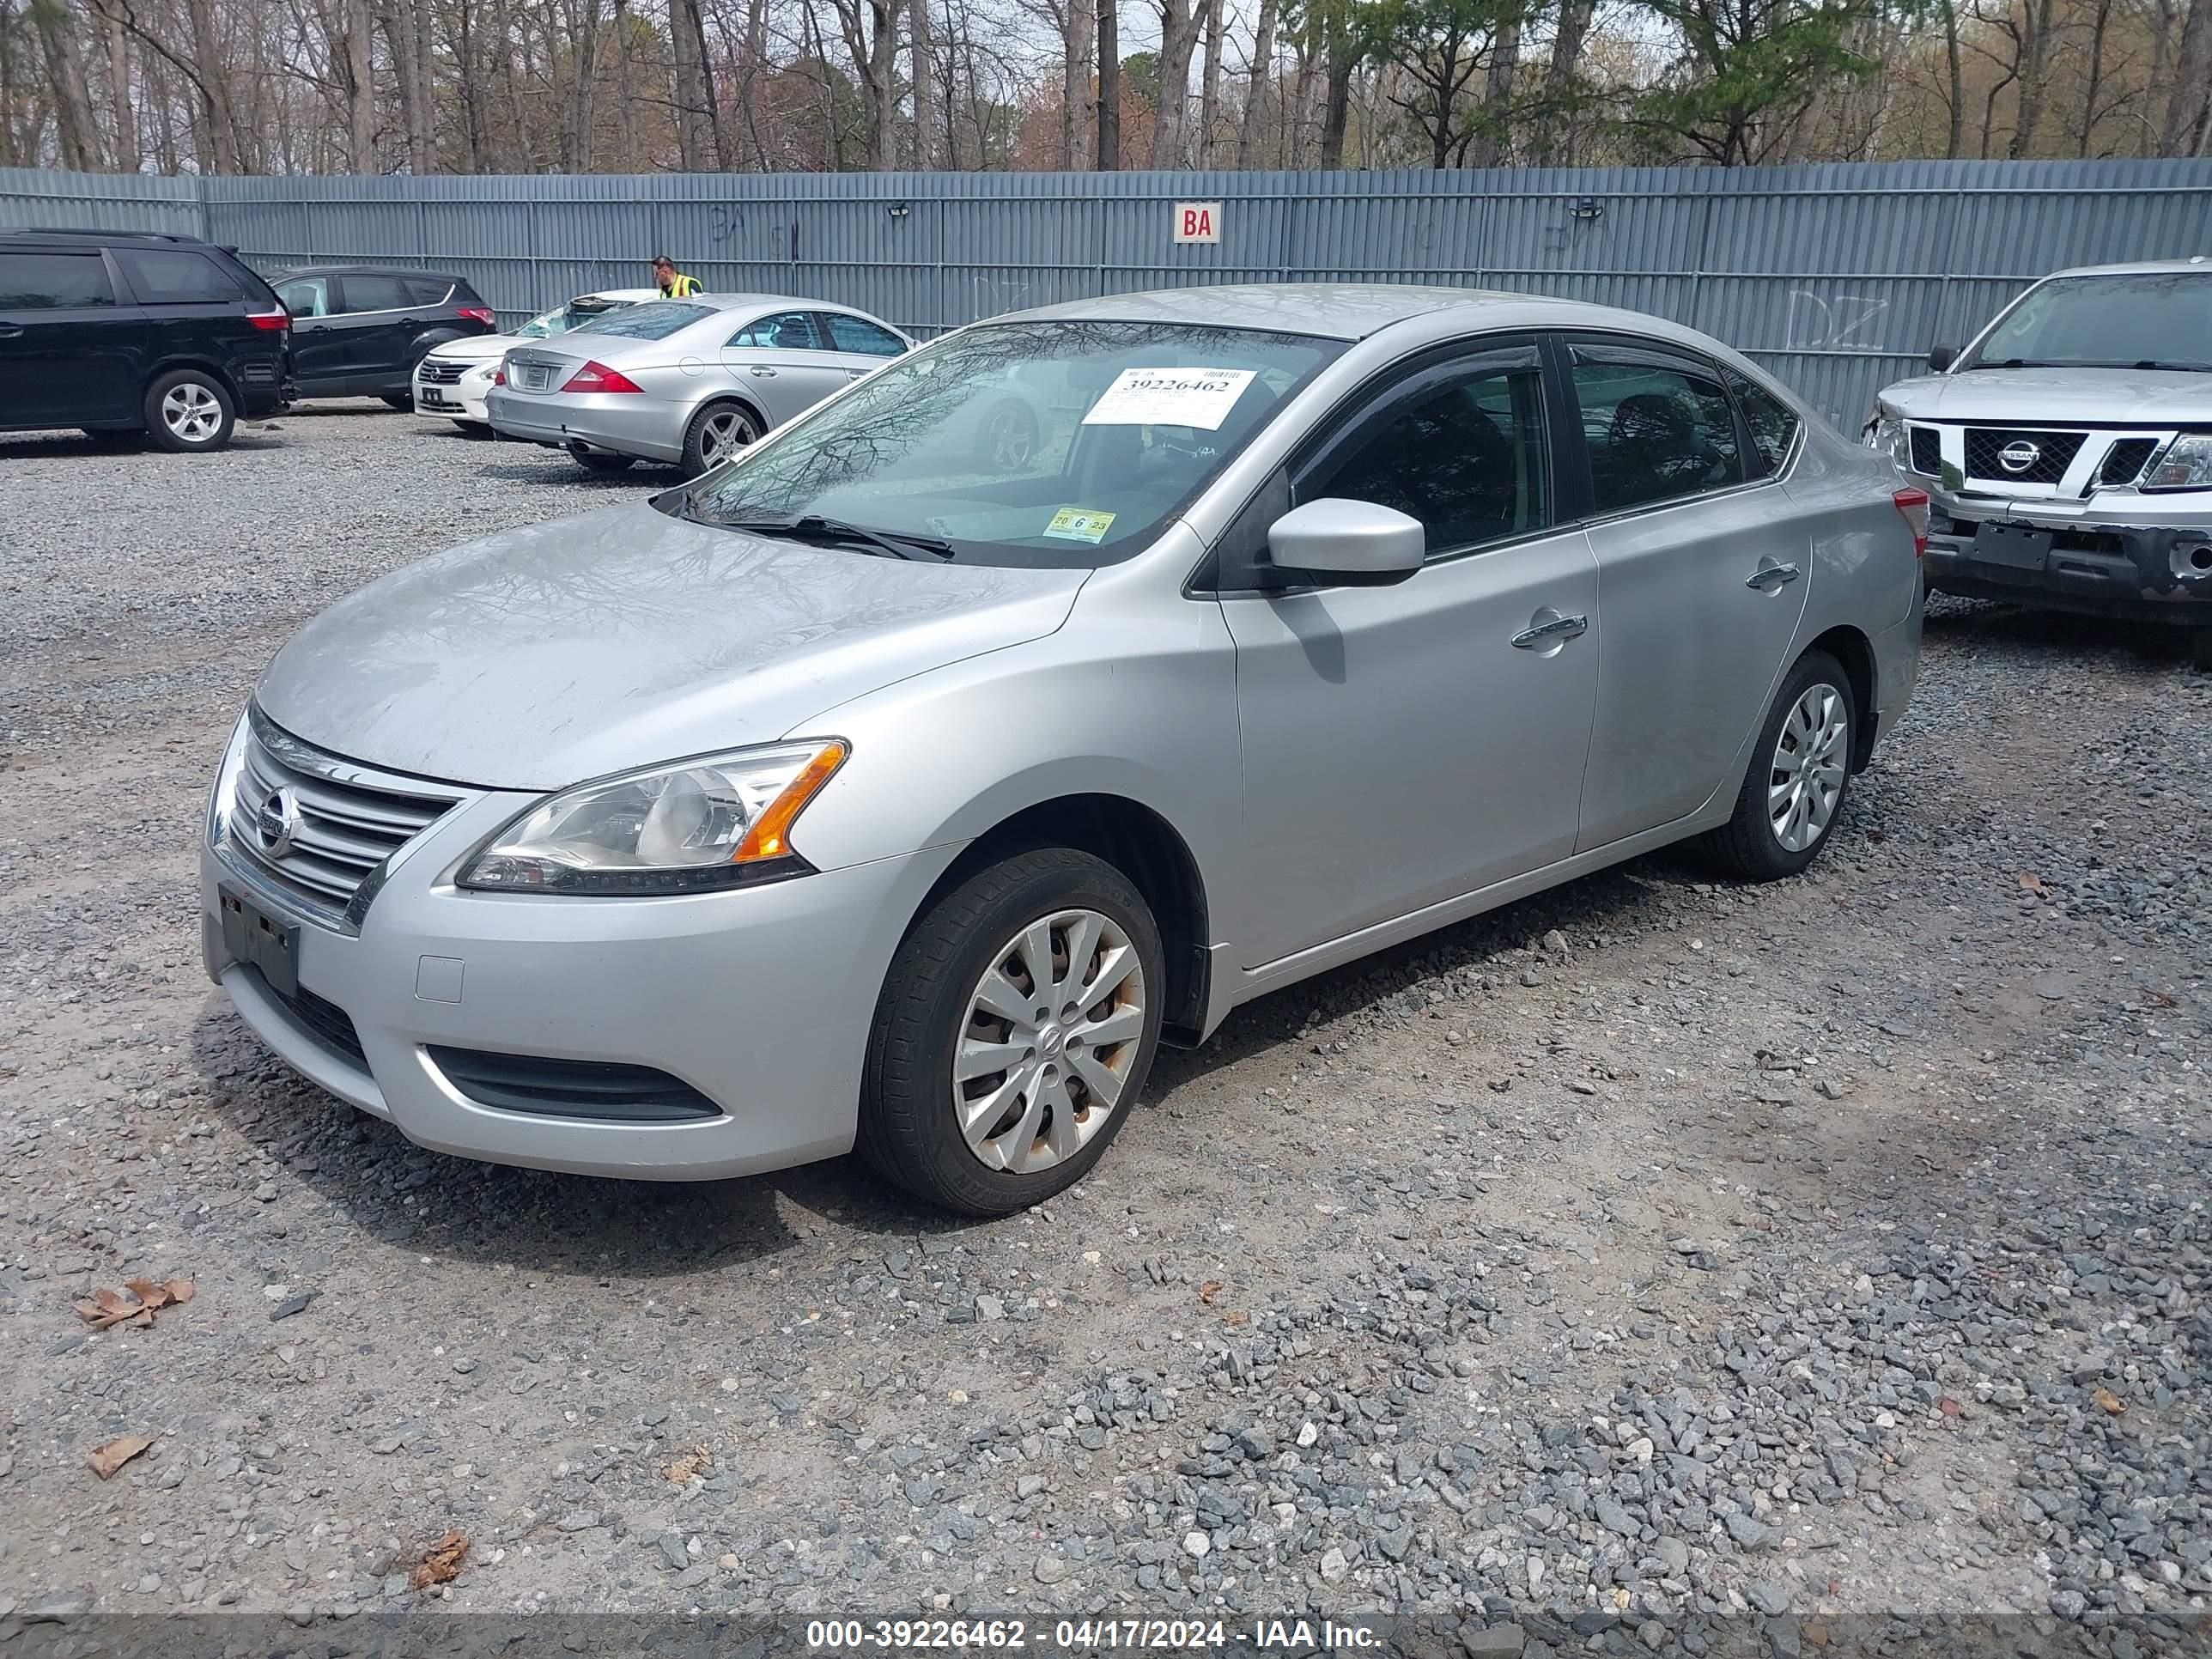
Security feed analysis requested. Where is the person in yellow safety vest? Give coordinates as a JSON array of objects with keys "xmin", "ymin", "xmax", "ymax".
[{"xmin": 652, "ymin": 254, "xmax": 702, "ymax": 298}]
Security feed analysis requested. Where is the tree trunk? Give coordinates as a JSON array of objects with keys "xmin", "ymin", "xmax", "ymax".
[
  {"xmin": 343, "ymin": 0, "xmax": 374, "ymax": 169},
  {"xmin": 611, "ymin": 0, "xmax": 640, "ymax": 164},
  {"xmin": 1236, "ymin": 0, "xmax": 1275, "ymax": 166},
  {"xmin": 1148, "ymin": 0, "xmax": 1195, "ymax": 165},
  {"xmin": 670, "ymin": 0, "xmax": 708, "ymax": 168},
  {"xmin": 1056, "ymin": 0, "xmax": 1092, "ymax": 167},
  {"xmin": 1528, "ymin": 0, "xmax": 1588, "ymax": 162},
  {"xmin": 33, "ymin": 0, "xmax": 100, "ymax": 170},
  {"xmin": 2164, "ymin": 0, "xmax": 2212, "ymax": 155},
  {"xmin": 1096, "ymin": 0, "xmax": 1118, "ymax": 167},
  {"xmin": 182, "ymin": 0, "xmax": 243, "ymax": 171},
  {"xmin": 2008, "ymin": 0, "xmax": 2056, "ymax": 156},
  {"xmin": 569, "ymin": 0, "xmax": 599, "ymax": 169},
  {"xmin": 1287, "ymin": 33, "xmax": 1316, "ymax": 165},
  {"xmin": 1465, "ymin": 15, "xmax": 1518, "ymax": 166},
  {"xmin": 1318, "ymin": 18, "xmax": 1354, "ymax": 169},
  {"xmin": 2077, "ymin": 0, "xmax": 2112, "ymax": 154},
  {"xmin": 909, "ymin": 0, "xmax": 934, "ymax": 165},
  {"xmin": 1194, "ymin": 0, "xmax": 1221, "ymax": 164},
  {"xmin": 1942, "ymin": 0, "xmax": 1962, "ymax": 158},
  {"xmin": 740, "ymin": 0, "xmax": 768, "ymax": 167},
  {"xmin": 99, "ymin": 0, "xmax": 136, "ymax": 170}
]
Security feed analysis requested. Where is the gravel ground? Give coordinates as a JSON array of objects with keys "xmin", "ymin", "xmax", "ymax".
[{"xmin": 2, "ymin": 407, "xmax": 2209, "ymax": 1656}]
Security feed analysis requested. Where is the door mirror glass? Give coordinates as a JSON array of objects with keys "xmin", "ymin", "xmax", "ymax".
[
  {"xmin": 1265, "ymin": 498, "xmax": 1425, "ymax": 586},
  {"xmin": 1928, "ymin": 343, "xmax": 1960, "ymax": 372}
]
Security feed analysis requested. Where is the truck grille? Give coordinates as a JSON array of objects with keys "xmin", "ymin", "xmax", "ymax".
[
  {"xmin": 2098, "ymin": 438, "xmax": 2157, "ymax": 486},
  {"xmin": 1908, "ymin": 426, "xmax": 1942, "ymax": 475},
  {"xmin": 229, "ymin": 714, "xmax": 465, "ymax": 921},
  {"xmin": 416, "ymin": 359, "xmax": 467, "ymax": 386},
  {"xmin": 1964, "ymin": 428, "xmax": 2086, "ymax": 485}
]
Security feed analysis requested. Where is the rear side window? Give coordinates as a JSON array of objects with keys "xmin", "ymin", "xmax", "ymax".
[
  {"xmin": 276, "ymin": 275, "xmax": 331, "ymax": 317},
  {"xmin": 0, "ymin": 252, "xmax": 116, "ymax": 308},
  {"xmin": 1570, "ymin": 345, "xmax": 1743, "ymax": 514},
  {"xmin": 118, "ymin": 247, "xmax": 244, "ymax": 304},
  {"xmin": 573, "ymin": 301, "xmax": 711, "ymax": 341},
  {"xmin": 728, "ymin": 310, "xmax": 823, "ymax": 350},
  {"xmin": 337, "ymin": 274, "xmax": 412, "ymax": 313},
  {"xmin": 1730, "ymin": 374, "xmax": 1800, "ymax": 480},
  {"xmin": 823, "ymin": 313, "xmax": 906, "ymax": 356},
  {"xmin": 1304, "ymin": 349, "xmax": 1552, "ymax": 556},
  {"xmin": 406, "ymin": 275, "xmax": 456, "ymax": 306}
]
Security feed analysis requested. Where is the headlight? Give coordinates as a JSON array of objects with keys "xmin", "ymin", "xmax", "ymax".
[
  {"xmin": 2145, "ymin": 433, "xmax": 2212, "ymax": 490},
  {"xmin": 207, "ymin": 713, "xmax": 250, "ymax": 842},
  {"xmin": 455, "ymin": 740, "xmax": 848, "ymax": 896},
  {"xmin": 1866, "ymin": 410, "xmax": 1905, "ymax": 463}
]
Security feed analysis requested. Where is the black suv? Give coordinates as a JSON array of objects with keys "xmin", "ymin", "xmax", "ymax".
[
  {"xmin": 268, "ymin": 264, "xmax": 495, "ymax": 406},
  {"xmin": 0, "ymin": 228, "xmax": 290, "ymax": 453}
]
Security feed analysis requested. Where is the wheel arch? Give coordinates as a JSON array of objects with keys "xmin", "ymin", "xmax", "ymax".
[
  {"xmin": 1804, "ymin": 624, "xmax": 1877, "ymax": 771},
  {"xmin": 901, "ymin": 793, "xmax": 1212, "ymax": 1048},
  {"xmin": 145, "ymin": 355, "xmax": 242, "ymax": 405},
  {"xmin": 691, "ymin": 390, "xmax": 768, "ymax": 434}
]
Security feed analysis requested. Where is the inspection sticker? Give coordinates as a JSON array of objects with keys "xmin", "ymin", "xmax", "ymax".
[
  {"xmin": 1042, "ymin": 507, "xmax": 1117, "ymax": 544},
  {"xmin": 1080, "ymin": 368, "xmax": 1257, "ymax": 431}
]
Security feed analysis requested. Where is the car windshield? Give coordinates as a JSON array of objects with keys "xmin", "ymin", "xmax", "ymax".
[
  {"xmin": 569, "ymin": 301, "xmax": 713, "ymax": 342},
  {"xmin": 1967, "ymin": 272, "xmax": 2212, "ymax": 370},
  {"xmin": 678, "ymin": 319, "xmax": 1344, "ymax": 568},
  {"xmin": 517, "ymin": 299, "xmax": 634, "ymax": 339}
]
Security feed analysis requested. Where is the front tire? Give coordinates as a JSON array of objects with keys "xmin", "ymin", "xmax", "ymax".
[
  {"xmin": 143, "ymin": 370, "xmax": 234, "ymax": 453},
  {"xmin": 1699, "ymin": 649, "xmax": 1856, "ymax": 880},
  {"xmin": 682, "ymin": 401, "xmax": 761, "ymax": 476},
  {"xmin": 860, "ymin": 848, "xmax": 1164, "ymax": 1216}
]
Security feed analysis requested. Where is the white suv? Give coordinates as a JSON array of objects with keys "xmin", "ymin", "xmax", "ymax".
[{"xmin": 413, "ymin": 288, "xmax": 660, "ymax": 430}]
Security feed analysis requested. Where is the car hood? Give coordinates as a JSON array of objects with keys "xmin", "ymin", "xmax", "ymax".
[
  {"xmin": 424, "ymin": 332, "xmax": 524, "ymax": 364},
  {"xmin": 1881, "ymin": 367, "xmax": 2212, "ymax": 424},
  {"xmin": 255, "ymin": 501, "xmax": 1088, "ymax": 791}
]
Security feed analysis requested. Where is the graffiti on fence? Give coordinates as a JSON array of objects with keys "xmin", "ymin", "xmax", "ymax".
[{"xmin": 1785, "ymin": 289, "xmax": 1891, "ymax": 351}]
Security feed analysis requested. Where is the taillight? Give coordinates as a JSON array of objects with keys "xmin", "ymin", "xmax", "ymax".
[
  {"xmin": 561, "ymin": 361, "xmax": 643, "ymax": 394},
  {"xmin": 1892, "ymin": 486, "xmax": 1930, "ymax": 559},
  {"xmin": 247, "ymin": 307, "xmax": 289, "ymax": 332},
  {"xmin": 491, "ymin": 366, "xmax": 506, "ymax": 387},
  {"xmin": 457, "ymin": 305, "xmax": 495, "ymax": 327}
]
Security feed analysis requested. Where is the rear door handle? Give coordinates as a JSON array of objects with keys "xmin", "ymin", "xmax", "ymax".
[
  {"xmin": 750, "ymin": 366, "xmax": 777, "ymax": 377},
  {"xmin": 1746, "ymin": 560, "xmax": 1802, "ymax": 591},
  {"xmin": 1511, "ymin": 611, "xmax": 1589, "ymax": 650},
  {"xmin": 0, "ymin": 324, "xmax": 21, "ymax": 338}
]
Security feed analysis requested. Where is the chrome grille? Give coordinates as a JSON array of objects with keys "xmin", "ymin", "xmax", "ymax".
[
  {"xmin": 1908, "ymin": 426, "xmax": 1942, "ymax": 475},
  {"xmin": 2098, "ymin": 437, "xmax": 2158, "ymax": 486},
  {"xmin": 1964, "ymin": 428, "xmax": 2086, "ymax": 485},
  {"xmin": 416, "ymin": 358, "xmax": 467, "ymax": 385},
  {"xmin": 228, "ymin": 715, "xmax": 465, "ymax": 921}
]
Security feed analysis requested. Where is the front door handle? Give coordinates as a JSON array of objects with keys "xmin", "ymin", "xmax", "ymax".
[
  {"xmin": 750, "ymin": 366, "xmax": 777, "ymax": 377},
  {"xmin": 0, "ymin": 324, "xmax": 21, "ymax": 338},
  {"xmin": 1511, "ymin": 611, "xmax": 1589, "ymax": 650},
  {"xmin": 1746, "ymin": 560, "xmax": 1802, "ymax": 591}
]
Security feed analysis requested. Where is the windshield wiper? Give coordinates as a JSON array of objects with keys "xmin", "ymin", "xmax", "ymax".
[{"xmin": 706, "ymin": 514, "xmax": 955, "ymax": 561}]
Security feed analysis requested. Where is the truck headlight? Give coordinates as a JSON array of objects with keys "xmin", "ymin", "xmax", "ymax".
[
  {"xmin": 456, "ymin": 740, "xmax": 848, "ymax": 896},
  {"xmin": 2145, "ymin": 433, "xmax": 2212, "ymax": 490}
]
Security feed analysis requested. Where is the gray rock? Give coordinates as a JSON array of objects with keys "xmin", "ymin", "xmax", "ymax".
[{"xmin": 1033, "ymin": 1554, "xmax": 1072, "ymax": 1584}]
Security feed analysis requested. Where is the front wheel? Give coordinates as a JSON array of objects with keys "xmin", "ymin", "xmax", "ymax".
[
  {"xmin": 1698, "ymin": 649, "xmax": 1856, "ymax": 880},
  {"xmin": 860, "ymin": 848, "xmax": 1164, "ymax": 1216},
  {"xmin": 143, "ymin": 370, "xmax": 235, "ymax": 453}
]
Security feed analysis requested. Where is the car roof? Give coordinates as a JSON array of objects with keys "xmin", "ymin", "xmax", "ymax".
[
  {"xmin": 0, "ymin": 227, "xmax": 211, "ymax": 246},
  {"xmin": 273, "ymin": 264, "xmax": 470, "ymax": 283},
  {"xmin": 2037, "ymin": 257, "xmax": 2212, "ymax": 280},
  {"xmin": 991, "ymin": 281, "xmax": 1742, "ymax": 349},
  {"xmin": 571, "ymin": 288, "xmax": 663, "ymax": 305}
]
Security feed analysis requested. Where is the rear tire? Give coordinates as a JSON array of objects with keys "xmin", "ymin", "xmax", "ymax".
[
  {"xmin": 2190, "ymin": 629, "xmax": 2212, "ymax": 673},
  {"xmin": 568, "ymin": 445, "xmax": 636, "ymax": 474},
  {"xmin": 381, "ymin": 392, "xmax": 413, "ymax": 411},
  {"xmin": 1698, "ymin": 649, "xmax": 1856, "ymax": 881},
  {"xmin": 143, "ymin": 370, "xmax": 234, "ymax": 453},
  {"xmin": 859, "ymin": 848, "xmax": 1164, "ymax": 1216},
  {"xmin": 682, "ymin": 400, "xmax": 762, "ymax": 476}
]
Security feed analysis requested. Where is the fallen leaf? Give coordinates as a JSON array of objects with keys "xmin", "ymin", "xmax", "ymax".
[
  {"xmin": 74, "ymin": 1278, "xmax": 195, "ymax": 1330},
  {"xmin": 1221, "ymin": 1310, "xmax": 1249, "ymax": 1328},
  {"xmin": 89, "ymin": 1434, "xmax": 155, "ymax": 1479},
  {"xmin": 1197, "ymin": 1281, "xmax": 1223, "ymax": 1305},
  {"xmin": 410, "ymin": 1529, "xmax": 470, "ymax": 1589},
  {"xmin": 2146, "ymin": 990, "xmax": 2177, "ymax": 1008},
  {"xmin": 2092, "ymin": 1385, "xmax": 2126, "ymax": 1414},
  {"xmin": 2018, "ymin": 872, "xmax": 2047, "ymax": 896},
  {"xmin": 1938, "ymin": 1395, "xmax": 1962, "ymax": 1417},
  {"xmin": 663, "ymin": 1445, "xmax": 709, "ymax": 1484}
]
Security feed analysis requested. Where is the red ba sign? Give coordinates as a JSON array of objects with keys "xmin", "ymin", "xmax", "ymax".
[{"xmin": 1174, "ymin": 202, "xmax": 1222, "ymax": 245}]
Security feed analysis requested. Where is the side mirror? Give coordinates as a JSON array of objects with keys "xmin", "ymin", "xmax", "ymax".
[
  {"xmin": 1263, "ymin": 498, "xmax": 1425, "ymax": 587},
  {"xmin": 1928, "ymin": 343, "xmax": 1960, "ymax": 373}
]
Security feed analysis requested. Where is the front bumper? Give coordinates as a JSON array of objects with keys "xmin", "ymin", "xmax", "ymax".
[
  {"xmin": 201, "ymin": 793, "xmax": 958, "ymax": 1181},
  {"xmin": 413, "ymin": 370, "xmax": 491, "ymax": 423},
  {"xmin": 484, "ymin": 387, "xmax": 684, "ymax": 465},
  {"xmin": 1922, "ymin": 491, "xmax": 2212, "ymax": 624}
]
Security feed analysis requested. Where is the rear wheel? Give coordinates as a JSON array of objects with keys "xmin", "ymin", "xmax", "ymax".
[
  {"xmin": 1698, "ymin": 649, "xmax": 1856, "ymax": 881},
  {"xmin": 860, "ymin": 848, "xmax": 1164, "ymax": 1216},
  {"xmin": 568, "ymin": 444, "xmax": 636, "ymax": 474},
  {"xmin": 381, "ymin": 392, "xmax": 414, "ymax": 411},
  {"xmin": 143, "ymin": 370, "xmax": 234, "ymax": 453},
  {"xmin": 2190, "ymin": 629, "xmax": 2212, "ymax": 673},
  {"xmin": 682, "ymin": 401, "xmax": 761, "ymax": 476}
]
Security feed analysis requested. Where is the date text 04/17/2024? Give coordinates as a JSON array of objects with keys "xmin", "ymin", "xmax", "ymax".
[{"xmin": 804, "ymin": 1619, "xmax": 1387, "ymax": 1651}]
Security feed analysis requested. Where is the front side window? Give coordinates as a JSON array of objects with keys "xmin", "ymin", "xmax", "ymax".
[
  {"xmin": 1966, "ymin": 272, "xmax": 2212, "ymax": 372},
  {"xmin": 571, "ymin": 301, "xmax": 712, "ymax": 342},
  {"xmin": 1305, "ymin": 352, "xmax": 1551, "ymax": 555},
  {"xmin": 118, "ymin": 248, "xmax": 241, "ymax": 304},
  {"xmin": 0, "ymin": 252, "xmax": 116, "ymax": 309},
  {"xmin": 276, "ymin": 275, "xmax": 331, "ymax": 318},
  {"xmin": 1571, "ymin": 347, "xmax": 1743, "ymax": 514},
  {"xmin": 823, "ymin": 313, "xmax": 906, "ymax": 356},
  {"xmin": 337, "ymin": 273, "xmax": 411, "ymax": 313},
  {"xmin": 1731, "ymin": 374, "xmax": 1800, "ymax": 480},
  {"xmin": 728, "ymin": 310, "xmax": 823, "ymax": 350},
  {"xmin": 681, "ymin": 319, "xmax": 1343, "ymax": 568}
]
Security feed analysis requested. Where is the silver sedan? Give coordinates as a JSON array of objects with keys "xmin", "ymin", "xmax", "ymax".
[
  {"xmin": 203, "ymin": 284, "xmax": 1923, "ymax": 1215},
  {"xmin": 484, "ymin": 293, "xmax": 912, "ymax": 475}
]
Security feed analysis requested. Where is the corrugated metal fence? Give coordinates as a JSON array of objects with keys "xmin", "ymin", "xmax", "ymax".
[{"xmin": 7, "ymin": 160, "xmax": 2212, "ymax": 425}]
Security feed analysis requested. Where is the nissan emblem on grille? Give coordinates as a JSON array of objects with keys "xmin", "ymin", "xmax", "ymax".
[
  {"xmin": 1999, "ymin": 440, "xmax": 2041, "ymax": 473},
  {"xmin": 255, "ymin": 787, "xmax": 301, "ymax": 859}
]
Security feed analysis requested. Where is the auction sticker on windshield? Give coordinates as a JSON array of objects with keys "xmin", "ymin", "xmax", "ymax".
[
  {"xmin": 1042, "ymin": 507, "xmax": 1116, "ymax": 543},
  {"xmin": 1080, "ymin": 368, "xmax": 1257, "ymax": 430}
]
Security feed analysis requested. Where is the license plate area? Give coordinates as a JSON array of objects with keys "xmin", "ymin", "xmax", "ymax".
[
  {"xmin": 1972, "ymin": 521, "xmax": 2053, "ymax": 570},
  {"xmin": 417, "ymin": 388, "xmax": 454, "ymax": 408},
  {"xmin": 220, "ymin": 888, "xmax": 299, "ymax": 1000},
  {"xmin": 519, "ymin": 366, "xmax": 552, "ymax": 392}
]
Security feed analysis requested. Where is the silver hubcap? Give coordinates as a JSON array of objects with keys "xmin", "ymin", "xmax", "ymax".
[
  {"xmin": 162, "ymin": 383, "xmax": 222, "ymax": 441},
  {"xmin": 701, "ymin": 410, "xmax": 755, "ymax": 466},
  {"xmin": 1769, "ymin": 682, "xmax": 1848, "ymax": 853},
  {"xmin": 983, "ymin": 405, "xmax": 1035, "ymax": 468},
  {"xmin": 953, "ymin": 908, "xmax": 1146, "ymax": 1174}
]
